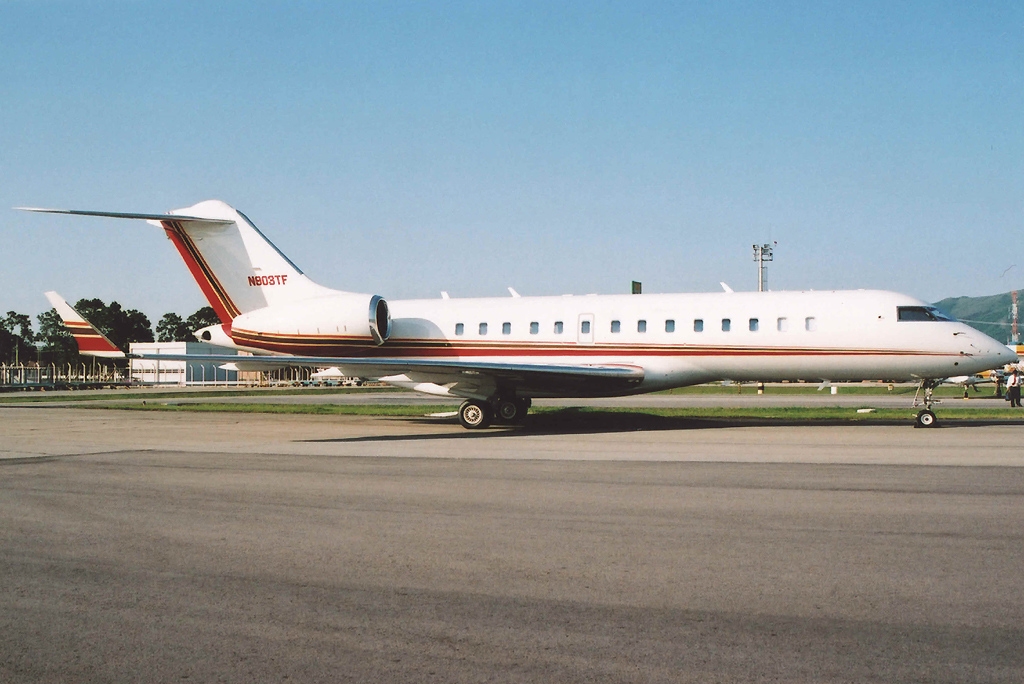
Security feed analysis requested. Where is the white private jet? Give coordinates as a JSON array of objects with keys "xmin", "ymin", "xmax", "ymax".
[{"xmin": 22, "ymin": 200, "xmax": 1014, "ymax": 428}]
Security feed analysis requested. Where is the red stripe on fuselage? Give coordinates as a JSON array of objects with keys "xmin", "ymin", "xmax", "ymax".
[{"xmin": 225, "ymin": 332, "xmax": 950, "ymax": 359}]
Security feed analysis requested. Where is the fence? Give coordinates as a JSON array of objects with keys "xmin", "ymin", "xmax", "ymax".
[
  {"xmin": 0, "ymin": 363, "xmax": 128, "ymax": 389},
  {"xmin": 1, "ymin": 363, "xmax": 319, "ymax": 389}
]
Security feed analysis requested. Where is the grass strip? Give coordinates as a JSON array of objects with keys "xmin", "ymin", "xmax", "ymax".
[
  {"xmin": 657, "ymin": 385, "xmax": 984, "ymax": 397},
  {"xmin": 0, "ymin": 386, "xmax": 393, "ymax": 403}
]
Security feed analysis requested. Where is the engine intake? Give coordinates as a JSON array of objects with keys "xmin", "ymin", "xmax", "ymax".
[{"xmin": 369, "ymin": 295, "xmax": 391, "ymax": 346}]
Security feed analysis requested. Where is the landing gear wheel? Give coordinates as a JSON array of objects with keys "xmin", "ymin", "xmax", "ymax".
[
  {"xmin": 496, "ymin": 399, "xmax": 520, "ymax": 423},
  {"xmin": 493, "ymin": 398, "xmax": 531, "ymax": 424},
  {"xmin": 915, "ymin": 409, "xmax": 938, "ymax": 428},
  {"xmin": 459, "ymin": 401, "xmax": 491, "ymax": 429}
]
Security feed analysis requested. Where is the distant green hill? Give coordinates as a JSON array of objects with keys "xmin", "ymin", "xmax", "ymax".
[{"xmin": 933, "ymin": 292, "xmax": 1016, "ymax": 343}]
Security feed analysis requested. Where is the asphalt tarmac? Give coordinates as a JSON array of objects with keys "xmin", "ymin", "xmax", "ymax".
[
  {"xmin": 2, "ymin": 407, "xmax": 1023, "ymax": 682},
  {"xmin": 4, "ymin": 384, "xmax": 1013, "ymax": 410}
]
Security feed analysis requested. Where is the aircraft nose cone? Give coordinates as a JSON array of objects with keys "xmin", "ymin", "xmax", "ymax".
[
  {"xmin": 969, "ymin": 334, "xmax": 1016, "ymax": 370},
  {"xmin": 1006, "ymin": 345, "xmax": 1020, "ymax": 366}
]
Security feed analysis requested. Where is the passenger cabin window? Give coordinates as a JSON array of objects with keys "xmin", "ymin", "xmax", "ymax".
[
  {"xmin": 530, "ymin": 322, "xmax": 539, "ymax": 335},
  {"xmin": 637, "ymin": 320, "xmax": 647, "ymax": 333},
  {"xmin": 694, "ymin": 319, "xmax": 704, "ymax": 333},
  {"xmin": 581, "ymin": 320, "xmax": 591, "ymax": 334},
  {"xmin": 479, "ymin": 322, "xmax": 488, "ymax": 335},
  {"xmin": 665, "ymin": 319, "xmax": 675, "ymax": 333},
  {"xmin": 805, "ymin": 317, "xmax": 817, "ymax": 332},
  {"xmin": 554, "ymin": 321, "xmax": 564, "ymax": 334},
  {"xmin": 455, "ymin": 323, "xmax": 464, "ymax": 336},
  {"xmin": 502, "ymin": 322, "xmax": 511, "ymax": 335},
  {"xmin": 611, "ymin": 320, "xmax": 621, "ymax": 333},
  {"xmin": 897, "ymin": 306, "xmax": 955, "ymax": 322},
  {"xmin": 722, "ymin": 318, "xmax": 731, "ymax": 332},
  {"xmin": 777, "ymin": 317, "xmax": 788, "ymax": 332},
  {"xmin": 749, "ymin": 318, "xmax": 759, "ymax": 332}
]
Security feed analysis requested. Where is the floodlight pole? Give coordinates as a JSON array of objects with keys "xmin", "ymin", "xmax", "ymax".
[
  {"xmin": 1012, "ymin": 290, "xmax": 1019, "ymax": 345},
  {"xmin": 753, "ymin": 242, "xmax": 775, "ymax": 292}
]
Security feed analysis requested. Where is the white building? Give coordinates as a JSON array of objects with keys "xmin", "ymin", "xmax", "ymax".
[{"xmin": 129, "ymin": 342, "xmax": 238, "ymax": 386}]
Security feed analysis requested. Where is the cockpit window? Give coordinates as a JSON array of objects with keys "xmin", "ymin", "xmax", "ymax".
[{"xmin": 897, "ymin": 306, "xmax": 956, "ymax": 322}]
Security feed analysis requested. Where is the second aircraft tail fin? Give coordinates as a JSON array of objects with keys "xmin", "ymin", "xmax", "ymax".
[{"xmin": 43, "ymin": 291, "xmax": 125, "ymax": 358}]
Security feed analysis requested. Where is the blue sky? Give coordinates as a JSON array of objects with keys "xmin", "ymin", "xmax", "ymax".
[{"xmin": 2, "ymin": 1, "xmax": 1021, "ymax": 324}]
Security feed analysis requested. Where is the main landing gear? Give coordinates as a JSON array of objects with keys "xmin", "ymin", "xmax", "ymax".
[
  {"xmin": 912, "ymin": 379, "xmax": 941, "ymax": 428},
  {"xmin": 458, "ymin": 397, "xmax": 532, "ymax": 430}
]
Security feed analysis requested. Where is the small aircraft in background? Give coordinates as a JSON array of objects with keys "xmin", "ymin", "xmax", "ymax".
[
  {"xmin": 46, "ymin": 290, "xmax": 352, "ymax": 384},
  {"xmin": 24, "ymin": 200, "xmax": 1015, "ymax": 428},
  {"xmin": 942, "ymin": 367, "xmax": 1013, "ymax": 399},
  {"xmin": 943, "ymin": 373, "xmax": 994, "ymax": 398},
  {"xmin": 43, "ymin": 291, "xmax": 125, "ymax": 359}
]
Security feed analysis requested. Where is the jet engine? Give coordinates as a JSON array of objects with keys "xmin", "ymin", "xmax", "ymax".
[{"xmin": 230, "ymin": 293, "xmax": 392, "ymax": 347}]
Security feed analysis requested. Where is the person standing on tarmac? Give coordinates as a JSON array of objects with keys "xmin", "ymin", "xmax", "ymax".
[{"xmin": 1007, "ymin": 370, "xmax": 1022, "ymax": 408}]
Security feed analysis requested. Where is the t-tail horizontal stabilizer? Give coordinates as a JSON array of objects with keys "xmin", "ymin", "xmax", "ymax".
[
  {"xmin": 21, "ymin": 201, "xmax": 339, "ymax": 325},
  {"xmin": 17, "ymin": 207, "xmax": 234, "ymax": 224},
  {"xmin": 43, "ymin": 291, "xmax": 125, "ymax": 358}
]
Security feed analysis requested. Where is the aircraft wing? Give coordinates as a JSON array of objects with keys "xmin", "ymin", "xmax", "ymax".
[{"xmin": 131, "ymin": 353, "xmax": 645, "ymax": 398}]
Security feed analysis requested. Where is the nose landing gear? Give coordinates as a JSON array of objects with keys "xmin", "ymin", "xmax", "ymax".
[
  {"xmin": 915, "ymin": 408, "xmax": 937, "ymax": 428},
  {"xmin": 913, "ymin": 379, "xmax": 941, "ymax": 428}
]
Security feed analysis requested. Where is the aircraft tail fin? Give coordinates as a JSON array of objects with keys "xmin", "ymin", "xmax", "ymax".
[
  {"xmin": 23, "ymin": 201, "xmax": 338, "ymax": 324},
  {"xmin": 43, "ymin": 291, "xmax": 125, "ymax": 358}
]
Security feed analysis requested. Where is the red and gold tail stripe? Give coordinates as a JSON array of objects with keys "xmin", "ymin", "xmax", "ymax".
[
  {"xmin": 161, "ymin": 220, "xmax": 240, "ymax": 325},
  {"xmin": 62, "ymin": 321, "xmax": 120, "ymax": 354}
]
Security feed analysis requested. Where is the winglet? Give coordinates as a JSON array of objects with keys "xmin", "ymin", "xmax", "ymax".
[{"xmin": 43, "ymin": 291, "xmax": 125, "ymax": 358}]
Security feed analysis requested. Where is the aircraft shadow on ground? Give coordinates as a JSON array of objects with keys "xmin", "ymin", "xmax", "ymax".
[{"xmin": 301, "ymin": 408, "xmax": 1024, "ymax": 443}]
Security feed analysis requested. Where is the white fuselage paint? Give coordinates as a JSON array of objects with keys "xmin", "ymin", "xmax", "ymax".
[
  {"xmin": 235, "ymin": 288, "xmax": 1012, "ymax": 398},
  {"xmin": 30, "ymin": 202, "xmax": 1012, "ymax": 403}
]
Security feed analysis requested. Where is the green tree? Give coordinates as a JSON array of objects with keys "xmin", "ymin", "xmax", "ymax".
[
  {"xmin": 185, "ymin": 306, "xmax": 220, "ymax": 331},
  {"xmin": 0, "ymin": 311, "xmax": 36, "ymax": 364},
  {"xmin": 36, "ymin": 308, "xmax": 79, "ymax": 366},
  {"xmin": 156, "ymin": 306, "xmax": 219, "ymax": 342},
  {"xmin": 73, "ymin": 299, "xmax": 154, "ymax": 350},
  {"xmin": 156, "ymin": 313, "xmax": 190, "ymax": 342}
]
